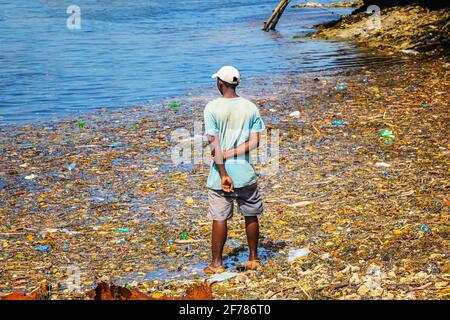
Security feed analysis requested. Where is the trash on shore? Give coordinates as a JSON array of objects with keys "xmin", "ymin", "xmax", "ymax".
[
  {"xmin": 207, "ymin": 272, "xmax": 240, "ymax": 284},
  {"xmin": 0, "ymin": 56, "xmax": 448, "ymax": 301},
  {"xmin": 338, "ymin": 83, "xmax": 346, "ymax": 90},
  {"xmin": 375, "ymin": 162, "xmax": 391, "ymax": 168},
  {"xmin": 288, "ymin": 247, "xmax": 310, "ymax": 262},
  {"xmin": 289, "ymin": 111, "xmax": 300, "ymax": 118}
]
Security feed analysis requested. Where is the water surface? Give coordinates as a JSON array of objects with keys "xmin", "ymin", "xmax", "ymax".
[{"xmin": 0, "ymin": 0, "xmax": 390, "ymax": 123}]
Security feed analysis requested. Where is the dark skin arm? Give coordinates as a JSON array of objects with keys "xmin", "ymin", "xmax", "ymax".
[
  {"xmin": 208, "ymin": 135, "xmax": 234, "ymax": 192},
  {"xmin": 211, "ymin": 132, "xmax": 261, "ymax": 160}
]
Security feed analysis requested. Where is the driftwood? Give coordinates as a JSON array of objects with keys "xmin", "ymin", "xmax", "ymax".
[{"xmin": 263, "ymin": 0, "xmax": 291, "ymax": 31}]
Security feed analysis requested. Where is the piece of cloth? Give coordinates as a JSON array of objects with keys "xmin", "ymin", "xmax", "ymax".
[
  {"xmin": 207, "ymin": 183, "xmax": 263, "ymax": 221},
  {"xmin": 204, "ymin": 97, "xmax": 265, "ymax": 190}
]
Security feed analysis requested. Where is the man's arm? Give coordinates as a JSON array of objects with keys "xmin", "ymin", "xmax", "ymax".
[
  {"xmin": 224, "ymin": 132, "xmax": 261, "ymax": 159},
  {"xmin": 208, "ymin": 135, "xmax": 234, "ymax": 192}
]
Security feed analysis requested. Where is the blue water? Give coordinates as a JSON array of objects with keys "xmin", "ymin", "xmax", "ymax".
[{"xmin": 1, "ymin": 0, "xmax": 373, "ymax": 123}]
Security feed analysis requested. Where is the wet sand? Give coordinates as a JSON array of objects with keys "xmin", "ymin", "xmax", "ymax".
[{"xmin": 0, "ymin": 56, "xmax": 449, "ymax": 299}]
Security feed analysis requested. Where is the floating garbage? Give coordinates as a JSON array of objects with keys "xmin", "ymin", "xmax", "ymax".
[
  {"xmin": 78, "ymin": 120, "xmax": 85, "ymax": 129},
  {"xmin": 289, "ymin": 111, "xmax": 300, "ymax": 118},
  {"xmin": 67, "ymin": 163, "xmax": 76, "ymax": 171},
  {"xmin": 375, "ymin": 162, "xmax": 391, "ymax": 168},
  {"xmin": 111, "ymin": 142, "xmax": 121, "ymax": 147},
  {"xmin": 331, "ymin": 119, "xmax": 347, "ymax": 126},
  {"xmin": 36, "ymin": 245, "xmax": 50, "ymax": 252},
  {"xmin": 116, "ymin": 228, "xmax": 129, "ymax": 233},
  {"xmin": 419, "ymin": 225, "xmax": 430, "ymax": 232},
  {"xmin": 332, "ymin": 119, "xmax": 344, "ymax": 126},
  {"xmin": 287, "ymin": 247, "xmax": 310, "ymax": 262},
  {"xmin": 338, "ymin": 83, "xmax": 346, "ymax": 90},
  {"xmin": 379, "ymin": 129, "xmax": 395, "ymax": 144},
  {"xmin": 24, "ymin": 174, "xmax": 36, "ymax": 180},
  {"xmin": 207, "ymin": 272, "xmax": 240, "ymax": 283},
  {"xmin": 170, "ymin": 103, "xmax": 181, "ymax": 108}
]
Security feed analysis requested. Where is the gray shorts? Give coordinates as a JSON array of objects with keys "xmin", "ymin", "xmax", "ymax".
[{"xmin": 207, "ymin": 183, "xmax": 263, "ymax": 221}]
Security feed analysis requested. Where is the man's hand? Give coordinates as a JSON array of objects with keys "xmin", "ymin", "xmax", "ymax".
[
  {"xmin": 221, "ymin": 175, "xmax": 234, "ymax": 193},
  {"xmin": 211, "ymin": 149, "xmax": 228, "ymax": 160}
]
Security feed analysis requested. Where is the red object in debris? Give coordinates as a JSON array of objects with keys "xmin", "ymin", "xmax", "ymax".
[
  {"xmin": 1, "ymin": 282, "xmax": 50, "ymax": 300},
  {"xmin": 86, "ymin": 282, "xmax": 213, "ymax": 300}
]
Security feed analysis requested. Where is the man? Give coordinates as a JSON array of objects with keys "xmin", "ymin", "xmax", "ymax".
[{"xmin": 203, "ymin": 66, "xmax": 265, "ymax": 274}]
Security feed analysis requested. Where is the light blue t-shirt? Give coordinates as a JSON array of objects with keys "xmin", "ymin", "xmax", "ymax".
[{"xmin": 204, "ymin": 97, "xmax": 265, "ymax": 190}]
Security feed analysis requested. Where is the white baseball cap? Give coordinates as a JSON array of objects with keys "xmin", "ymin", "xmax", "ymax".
[{"xmin": 211, "ymin": 66, "xmax": 241, "ymax": 85}]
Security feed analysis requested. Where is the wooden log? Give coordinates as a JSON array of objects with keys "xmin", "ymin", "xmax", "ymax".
[
  {"xmin": 263, "ymin": 0, "xmax": 289, "ymax": 31},
  {"xmin": 270, "ymin": 0, "xmax": 290, "ymax": 30}
]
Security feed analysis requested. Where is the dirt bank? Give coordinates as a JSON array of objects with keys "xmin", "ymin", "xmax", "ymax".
[{"xmin": 309, "ymin": 5, "xmax": 450, "ymax": 56}]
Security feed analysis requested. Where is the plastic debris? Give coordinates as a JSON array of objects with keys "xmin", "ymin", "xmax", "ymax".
[
  {"xmin": 288, "ymin": 247, "xmax": 310, "ymax": 262},
  {"xmin": 170, "ymin": 103, "xmax": 181, "ymax": 108},
  {"xmin": 207, "ymin": 272, "xmax": 240, "ymax": 283},
  {"xmin": 289, "ymin": 111, "xmax": 300, "ymax": 118},
  {"xmin": 375, "ymin": 162, "xmax": 391, "ymax": 168},
  {"xmin": 36, "ymin": 245, "xmax": 50, "ymax": 252},
  {"xmin": 67, "ymin": 163, "xmax": 76, "ymax": 171},
  {"xmin": 338, "ymin": 83, "xmax": 346, "ymax": 90},
  {"xmin": 78, "ymin": 119, "xmax": 85, "ymax": 129},
  {"xmin": 181, "ymin": 232, "xmax": 189, "ymax": 240},
  {"xmin": 185, "ymin": 197, "xmax": 194, "ymax": 205},
  {"xmin": 0, "ymin": 45, "xmax": 447, "ymax": 301},
  {"xmin": 24, "ymin": 174, "xmax": 36, "ymax": 180}
]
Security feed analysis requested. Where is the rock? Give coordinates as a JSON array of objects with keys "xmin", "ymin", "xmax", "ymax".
[
  {"xmin": 350, "ymin": 273, "xmax": 362, "ymax": 285},
  {"xmin": 320, "ymin": 253, "xmax": 331, "ymax": 260},
  {"xmin": 435, "ymin": 281, "xmax": 448, "ymax": 289},
  {"xmin": 357, "ymin": 284, "xmax": 370, "ymax": 296},
  {"xmin": 382, "ymin": 292, "xmax": 395, "ymax": 300},
  {"xmin": 402, "ymin": 49, "xmax": 419, "ymax": 55},
  {"xmin": 351, "ymin": 266, "xmax": 361, "ymax": 272},
  {"xmin": 414, "ymin": 271, "xmax": 428, "ymax": 281},
  {"xmin": 386, "ymin": 270, "xmax": 396, "ymax": 278},
  {"xmin": 369, "ymin": 288, "xmax": 383, "ymax": 297}
]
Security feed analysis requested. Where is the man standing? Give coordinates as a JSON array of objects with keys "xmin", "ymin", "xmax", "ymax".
[{"xmin": 203, "ymin": 66, "xmax": 265, "ymax": 274}]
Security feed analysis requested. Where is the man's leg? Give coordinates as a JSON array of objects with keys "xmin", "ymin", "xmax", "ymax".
[
  {"xmin": 211, "ymin": 220, "xmax": 228, "ymax": 267},
  {"xmin": 244, "ymin": 216, "xmax": 259, "ymax": 261}
]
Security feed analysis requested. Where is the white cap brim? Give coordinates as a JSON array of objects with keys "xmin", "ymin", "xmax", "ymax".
[{"xmin": 211, "ymin": 73, "xmax": 218, "ymax": 79}]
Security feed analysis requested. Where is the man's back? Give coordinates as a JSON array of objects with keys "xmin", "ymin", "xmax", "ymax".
[{"xmin": 204, "ymin": 96, "xmax": 265, "ymax": 190}]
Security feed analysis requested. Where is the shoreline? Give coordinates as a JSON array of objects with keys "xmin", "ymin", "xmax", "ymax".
[{"xmin": 1, "ymin": 55, "xmax": 448, "ymax": 300}]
